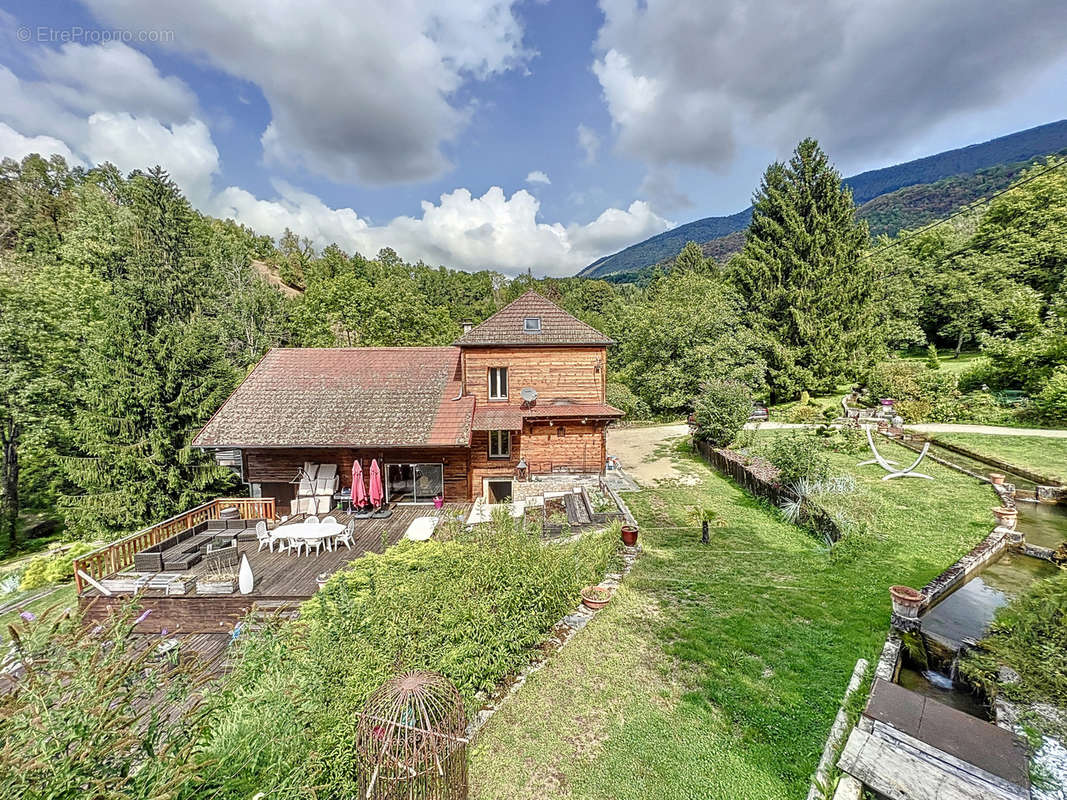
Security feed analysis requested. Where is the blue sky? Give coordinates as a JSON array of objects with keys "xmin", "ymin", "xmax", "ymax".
[{"xmin": 1, "ymin": 0, "xmax": 1065, "ymax": 275}]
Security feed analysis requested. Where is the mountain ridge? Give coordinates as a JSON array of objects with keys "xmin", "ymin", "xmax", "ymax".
[{"xmin": 580, "ymin": 118, "xmax": 1067, "ymax": 279}]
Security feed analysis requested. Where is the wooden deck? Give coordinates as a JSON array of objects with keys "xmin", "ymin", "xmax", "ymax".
[{"xmin": 79, "ymin": 504, "xmax": 471, "ymax": 633}]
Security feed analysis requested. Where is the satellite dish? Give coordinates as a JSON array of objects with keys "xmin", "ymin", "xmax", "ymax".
[{"xmin": 520, "ymin": 387, "xmax": 538, "ymax": 403}]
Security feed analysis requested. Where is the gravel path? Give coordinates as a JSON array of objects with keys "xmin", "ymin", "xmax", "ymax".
[{"xmin": 607, "ymin": 424, "xmax": 694, "ymax": 488}]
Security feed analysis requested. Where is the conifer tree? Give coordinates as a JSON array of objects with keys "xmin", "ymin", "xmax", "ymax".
[
  {"xmin": 732, "ymin": 139, "xmax": 874, "ymax": 401},
  {"xmin": 61, "ymin": 168, "xmax": 238, "ymax": 538}
]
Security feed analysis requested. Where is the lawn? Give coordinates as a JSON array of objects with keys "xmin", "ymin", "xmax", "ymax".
[
  {"xmin": 898, "ymin": 347, "xmax": 987, "ymax": 375},
  {"xmin": 934, "ymin": 433, "xmax": 1067, "ymax": 483},
  {"xmin": 469, "ymin": 433, "xmax": 993, "ymax": 800},
  {"xmin": 0, "ymin": 582, "xmax": 78, "ymax": 631}
]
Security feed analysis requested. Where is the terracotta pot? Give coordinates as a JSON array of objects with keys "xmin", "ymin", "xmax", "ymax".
[
  {"xmin": 889, "ymin": 585, "xmax": 923, "ymax": 618},
  {"xmin": 621, "ymin": 525, "xmax": 639, "ymax": 547},
  {"xmin": 580, "ymin": 586, "xmax": 612, "ymax": 610},
  {"xmin": 993, "ymin": 506, "xmax": 1018, "ymax": 530},
  {"xmin": 989, "ymin": 473, "xmax": 1006, "ymax": 486}
]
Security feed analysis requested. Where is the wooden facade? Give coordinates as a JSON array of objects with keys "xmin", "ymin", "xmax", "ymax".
[
  {"xmin": 461, "ymin": 346, "xmax": 607, "ymax": 405},
  {"xmin": 245, "ymin": 446, "xmax": 471, "ymax": 509}
]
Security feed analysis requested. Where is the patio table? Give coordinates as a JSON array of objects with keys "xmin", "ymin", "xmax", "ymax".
[{"xmin": 273, "ymin": 521, "xmax": 345, "ymax": 554}]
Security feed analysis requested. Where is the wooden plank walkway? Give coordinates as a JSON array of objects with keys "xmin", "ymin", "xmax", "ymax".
[{"xmin": 79, "ymin": 504, "xmax": 470, "ymax": 633}]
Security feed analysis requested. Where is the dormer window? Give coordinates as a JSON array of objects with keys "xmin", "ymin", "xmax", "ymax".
[{"xmin": 523, "ymin": 317, "xmax": 542, "ymax": 333}]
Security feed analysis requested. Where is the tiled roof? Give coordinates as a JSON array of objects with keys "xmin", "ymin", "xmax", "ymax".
[
  {"xmin": 472, "ymin": 405, "xmax": 524, "ymax": 431},
  {"xmin": 193, "ymin": 347, "xmax": 474, "ymax": 448},
  {"xmin": 522, "ymin": 402, "xmax": 624, "ymax": 419},
  {"xmin": 455, "ymin": 291, "xmax": 614, "ymax": 347}
]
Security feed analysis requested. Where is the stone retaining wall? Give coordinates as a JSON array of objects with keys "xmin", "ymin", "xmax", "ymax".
[{"xmin": 693, "ymin": 439, "xmax": 843, "ymax": 542}]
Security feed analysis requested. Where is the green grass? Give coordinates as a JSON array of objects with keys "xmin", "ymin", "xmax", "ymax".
[
  {"xmin": 934, "ymin": 433, "xmax": 1067, "ymax": 482},
  {"xmin": 469, "ymin": 435, "xmax": 993, "ymax": 800},
  {"xmin": 0, "ymin": 582, "xmax": 78, "ymax": 631},
  {"xmin": 898, "ymin": 347, "xmax": 987, "ymax": 375}
]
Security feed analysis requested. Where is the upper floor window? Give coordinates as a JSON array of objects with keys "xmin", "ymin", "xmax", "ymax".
[
  {"xmin": 523, "ymin": 317, "xmax": 542, "ymax": 333},
  {"xmin": 488, "ymin": 429, "xmax": 511, "ymax": 459},
  {"xmin": 488, "ymin": 366, "xmax": 508, "ymax": 400}
]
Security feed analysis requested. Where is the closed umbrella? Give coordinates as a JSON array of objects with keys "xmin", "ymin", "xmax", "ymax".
[
  {"xmin": 369, "ymin": 459, "xmax": 384, "ymax": 509},
  {"xmin": 351, "ymin": 460, "xmax": 368, "ymax": 510}
]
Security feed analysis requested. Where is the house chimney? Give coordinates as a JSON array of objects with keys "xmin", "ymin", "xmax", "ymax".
[{"xmin": 461, "ymin": 321, "xmax": 473, "ymax": 334}]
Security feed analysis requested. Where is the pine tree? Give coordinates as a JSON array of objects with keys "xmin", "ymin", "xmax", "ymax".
[
  {"xmin": 61, "ymin": 168, "xmax": 238, "ymax": 539},
  {"xmin": 926, "ymin": 343, "xmax": 941, "ymax": 370},
  {"xmin": 732, "ymin": 139, "xmax": 874, "ymax": 401}
]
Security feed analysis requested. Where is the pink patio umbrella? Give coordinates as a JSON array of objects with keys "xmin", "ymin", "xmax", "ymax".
[
  {"xmin": 369, "ymin": 459, "xmax": 384, "ymax": 509},
  {"xmin": 351, "ymin": 460, "xmax": 368, "ymax": 510}
]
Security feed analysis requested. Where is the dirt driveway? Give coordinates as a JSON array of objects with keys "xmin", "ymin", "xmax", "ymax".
[{"xmin": 606, "ymin": 424, "xmax": 695, "ymax": 488}]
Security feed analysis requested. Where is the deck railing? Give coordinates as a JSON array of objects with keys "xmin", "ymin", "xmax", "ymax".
[{"xmin": 72, "ymin": 497, "xmax": 276, "ymax": 593}]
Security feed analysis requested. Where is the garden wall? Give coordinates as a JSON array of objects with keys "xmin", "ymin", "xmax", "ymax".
[{"xmin": 693, "ymin": 439, "xmax": 842, "ymax": 542}]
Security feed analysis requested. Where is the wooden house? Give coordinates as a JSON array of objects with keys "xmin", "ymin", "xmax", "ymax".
[{"xmin": 193, "ymin": 292, "xmax": 623, "ymax": 511}]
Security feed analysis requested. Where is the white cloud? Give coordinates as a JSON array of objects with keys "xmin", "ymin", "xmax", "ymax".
[
  {"xmin": 83, "ymin": 0, "xmax": 533, "ymax": 184},
  {"xmin": 525, "ymin": 170, "xmax": 551, "ymax": 185},
  {"xmin": 32, "ymin": 41, "xmax": 198, "ymax": 124},
  {"xmin": 593, "ymin": 0, "xmax": 1067, "ymax": 171},
  {"xmin": 577, "ymin": 123, "xmax": 600, "ymax": 164},
  {"xmin": 83, "ymin": 113, "xmax": 219, "ymax": 205},
  {"xmin": 0, "ymin": 123, "xmax": 82, "ymax": 166},
  {"xmin": 211, "ymin": 182, "xmax": 671, "ymax": 276}
]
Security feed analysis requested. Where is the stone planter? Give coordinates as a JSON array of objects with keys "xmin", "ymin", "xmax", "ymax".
[
  {"xmin": 316, "ymin": 572, "xmax": 330, "ymax": 589},
  {"xmin": 889, "ymin": 585, "xmax": 923, "ymax": 618},
  {"xmin": 989, "ymin": 473, "xmax": 1006, "ymax": 486},
  {"xmin": 580, "ymin": 586, "xmax": 612, "ymax": 610},
  {"xmin": 621, "ymin": 525, "xmax": 639, "ymax": 547},
  {"xmin": 993, "ymin": 506, "xmax": 1018, "ymax": 530}
]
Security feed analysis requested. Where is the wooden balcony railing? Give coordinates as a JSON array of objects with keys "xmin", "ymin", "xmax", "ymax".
[{"xmin": 72, "ymin": 497, "xmax": 275, "ymax": 593}]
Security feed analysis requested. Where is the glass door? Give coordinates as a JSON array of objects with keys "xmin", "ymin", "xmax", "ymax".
[
  {"xmin": 386, "ymin": 464, "xmax": 414, "ymax": 502},
  {"xmin": 413, "ymin": 464, "xmax": 444, "ymax": 502}
]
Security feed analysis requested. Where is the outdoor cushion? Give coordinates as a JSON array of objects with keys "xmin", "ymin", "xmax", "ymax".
[{"xmin": 404, "ymin": 517, "xmax": 439, "ymax": 541}]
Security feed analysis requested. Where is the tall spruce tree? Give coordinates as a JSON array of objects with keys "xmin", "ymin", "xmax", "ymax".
[
  {"xmin": 732, "ymin": 139, "xmax": 874, "ymax": 401},
  {"xmin": 61, "ymin": 168, "xmax": 238, "ymax": 539}
]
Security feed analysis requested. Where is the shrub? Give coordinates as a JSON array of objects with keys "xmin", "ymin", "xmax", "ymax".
[
  {"xmin": 691, "ymin": 379, "xmax": 753, "ymax": 447},
  {"xmin": 199, "ymin": 521, "xmax": 620, "ymax": 798},
  {"xmin": 18, "ymin": 541, "xmax": 96, "ymax": 590},
  {"xmin": 782, "ymin": 402, "xmax": 820, "ymax": 424},
  {"xmin": 606, "ymin": 381, "xmax": 651, "ymax": 420},
  {"xmin": 925, "ymin": 344, "xmax": 941, "ymax": 370},
  {"xmin": 864, "ymin": 361, "xmax": 959, "ymax": 423},
  {"xmin": 766, "ymin": 433, "xmax": 831, "ymax": 485},
  {"xmin": 0, "ymin": 605, "xmax": 212, "ymax": 799},
  {"xmin": 1030, "ymin": 365, "xmax": 1067, "ymax": 426}
]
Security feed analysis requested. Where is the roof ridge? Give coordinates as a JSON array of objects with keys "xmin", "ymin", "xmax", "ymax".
[{"xmin": 453, "ymin": 290, "xmax": 613, "ymax": 347}]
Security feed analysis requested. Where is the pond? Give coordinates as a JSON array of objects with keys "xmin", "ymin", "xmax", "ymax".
[
  {"xmin": 920, "ymin": 550, "xmax": 1060, "ymax": 648},
  {"xmin": 1015, "ymin": 500, "xmax": 1067, "ymax": 550}
]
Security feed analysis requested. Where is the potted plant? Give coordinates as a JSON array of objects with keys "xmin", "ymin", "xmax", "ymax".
[
  {"xmin": 580, "ymin": 585, "xmax": 612, "ymax": 610},
  {"xmin": 993, "ymin": 506, "xmax": 1018, "ymax": 529},
  {"xmin": 889, "ymin": 585, "xmax": 923, "ymax": 618},
  {"xmin": 621, "ymin": 524, "xmax": 639, "ymax": 547},
  {"xmin": 316, "ymin": 572, "xmax": 330, "ymax": 589}
]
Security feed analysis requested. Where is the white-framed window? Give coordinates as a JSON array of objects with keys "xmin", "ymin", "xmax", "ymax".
[
  {"xmin": 488, "ymin": 366, "xmax": 508, "ymax": 400},
  {"xmin": 488, "ymin": 430, "xmax": 511, "ymax": 459},
  {"xmin": 524, "ymin": 316, "xmax": 542, "ymax": 333}
]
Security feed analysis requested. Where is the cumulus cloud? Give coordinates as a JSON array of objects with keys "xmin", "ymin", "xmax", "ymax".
[
  {"xmin": 212, "ymin": 182, "xmax": 671, "ymax": 276},
  {"xmin": 83, "ymin": 0, "xmax": 532, "ymax": 184},
  {"xmin": 32, "ymin": 41, "xmax": 198, "ymax": 124},
  {"xmin": 525, "ymin": 170, "xmax": 551, "ymax": 185},
  {"xmin": 593, "ymin": 0, "xmax": 1067, "ymax": 170},
  {"xmin": 0, "ymin": 122, "xmax": 82, "ymax": 166},
  {"xmin": 577, "ymin": 123, "xmax": 600, "ymax": 164},
  {"xmin": 84, "ymin": 113, "xmax": 219, "ymax": 205}
]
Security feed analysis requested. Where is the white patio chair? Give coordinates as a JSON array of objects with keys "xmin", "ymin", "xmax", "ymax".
[
  {"xmin": 306, "ymin": 515, "xmax": 320, "ymax": 524},
  {"xmin": 335, "ymin": 520, "xmax": 355, "ymax": 550},
  {"xmin": 255, "ymin": 521, "xmax": 271, "ymax": 553},
  {"xmin": 322, "ymin": 515, "xmax": 338, "ymax": 525},
  {"xmin": 304, "ymin": 535, "xmax": 324, "ymax": 557}
]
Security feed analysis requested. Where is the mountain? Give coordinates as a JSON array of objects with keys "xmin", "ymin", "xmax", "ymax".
[{"xmin": 580, "ymin": 118, "xmax": 1067, "ymax": 280}]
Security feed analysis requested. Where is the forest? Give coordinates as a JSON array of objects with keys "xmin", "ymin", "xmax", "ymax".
[{"xmin": 1, "ymin": 140, "xmax": 1066, "ymax": 553}]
